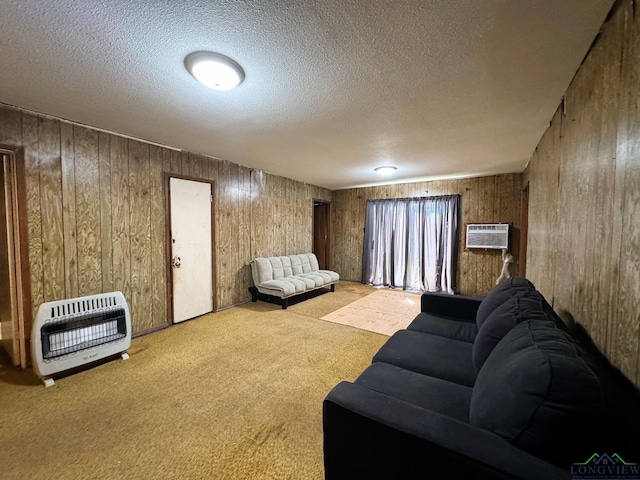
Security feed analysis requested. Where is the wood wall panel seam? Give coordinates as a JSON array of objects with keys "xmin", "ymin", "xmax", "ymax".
[
  {"xmin": 60, "ymin": 122, "xmax": 78, "ymax": 300},
  {"xmin": 149, "ymin": 145, "xmax": 167, "ymax": 327},
  {"xmin": 98, "ymin": 131, "xmax": 114, "ymax": 294},
  {"xmin": 128, "ymin": 140, "xmax": 152, "ymax": 330},
  {"xmin": 38, "ymin": 116, "xmax": 64, "ymax": 302},
  {"xmin": 23, "ymin": 112, "xmax": 44, "ymax": 315},
  {"xmin": 74, "ymin": 125, "xmax": 102, "ymax": 297}
]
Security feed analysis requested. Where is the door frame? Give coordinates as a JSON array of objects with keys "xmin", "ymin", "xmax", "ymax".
[
  {"xmin": 312, "ymin": 199, "xmax": 333, "ymax": 270},
  {"xmin": 164, "ymin": 173, "xmax": 216, "ymax": 324},
  {"xmin": 0, "ymin": 145, "xmax": 32, "ymax": 368},
  {"xmin": 519, "ymin": 182, "xmax": 529, "ymax": 277}
]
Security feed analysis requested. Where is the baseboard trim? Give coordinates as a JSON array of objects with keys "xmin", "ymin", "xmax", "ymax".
[{"xmin": 132, "ymin": 323, "xmax": 169, "ymax": 339}]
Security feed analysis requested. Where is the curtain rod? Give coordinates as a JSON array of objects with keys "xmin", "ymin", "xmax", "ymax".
[{"xmin": 367, "ymin": 194, "xmax": 460, "ymax": 203}]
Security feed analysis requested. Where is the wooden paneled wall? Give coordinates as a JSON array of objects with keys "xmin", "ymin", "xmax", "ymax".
[
  {"xmin": 0, "ymin": 105, "xmax": 331, "ymax": 334},
  {"xmin": 333, "ymin": 173, "xmax": 523, "ymax": 296},
  {"xmin": 524, "ymin": 0, "xmax": 640, "ymax": 386}
]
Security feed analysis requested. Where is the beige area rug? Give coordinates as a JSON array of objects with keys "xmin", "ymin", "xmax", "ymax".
[{"xmin": 320, "ymin": 288, "xmax": 422, "ymax": 336}]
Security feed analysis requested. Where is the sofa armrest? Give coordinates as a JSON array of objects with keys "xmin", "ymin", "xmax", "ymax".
[
  {"xmin": 421, "ymin": 292, "xmax": 483, "ymax": 322},
  {"xmin": 323, "ymin": 382, "xmax": 569, "ymax": 480}
]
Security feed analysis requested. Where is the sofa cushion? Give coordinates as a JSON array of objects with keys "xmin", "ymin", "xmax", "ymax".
[
  {"xmin": 306, "ymin": 253, "xmax": 321, "ymax": 271},
  {"xmin": 469, "ymin": 320, "xmax": 605, "ymax": 466},
  {"xmin": 319, "ymin": 269, "xmax": 340, "ymax": 283},
  {"xmin": 408, "ymin": 312, "xmax": 477, "ymax": 343},
  {"xmin": 258, "ymin": 277, "xmax": 308, "ymax": 297},
  {"xmin": 475, "ymin": 277, "xmax": 535, "ymax": 328},
  {"xmin": 289, "ymin": 254, "xmax": 307, "ymax": 275},
  {"xmin": 420, "ymin": 292, "xmax": 482, "ymax": 322},
  {"xmin": 297, "ymin": 272, "xmax": 326, "ymax": 288},
  {"xmin": 472, "ymin": 291, "xmax": 550, "ymax": 370},
  {"xmin": 251, "ymin": 257, "xmax": 276, "ymax": 285},
  {"xmin": 355, "ymin": 362, "xmax": 473, "ymax": 422},
  {"xmin": 373, "ymin": 330, "xmax": 476, "ymax": 387},
  {"xmin": 290, "ymin": 275, "xmax": 317, "ymax": 289}
]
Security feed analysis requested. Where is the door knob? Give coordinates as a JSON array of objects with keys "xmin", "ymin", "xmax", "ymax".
[{"xmin": 172, "ymin": 256, "xmax": 181, "ymax": 268}]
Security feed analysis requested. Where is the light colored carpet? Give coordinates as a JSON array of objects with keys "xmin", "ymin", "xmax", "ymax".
[
  {"xmin": 320, "ymin": 288, "xmax": 421, "ymax": 336},
  {"xmin": 0, "ymin": 281, "xmax": 387, "ymax": 480}
]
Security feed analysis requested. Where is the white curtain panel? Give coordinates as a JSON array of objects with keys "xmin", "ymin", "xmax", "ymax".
[{"xmin": 362, "ymin": 195, "xmax": 460, "ymax": 293}]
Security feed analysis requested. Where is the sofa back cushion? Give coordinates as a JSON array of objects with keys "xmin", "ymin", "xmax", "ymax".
[
  {"xmin": 472, "ymin": 291, "xmax": 550, "ymax": 371},
  {"xmin": 290, "ymin": 255, "xmax": 304, "ymax": 275},
  {"xmin": 469, "ymin": 320, "xmax": 605, "ymax": 466},
  {"xmin": 251, "ymin": 257, "xmax": 276, "ymax": 284},
  {"xmin": 475, "ymin": 277, "xmax": 535, "ymax": 328},
  {"xmin": 293, "ymin": 253, "xmax": 319, "ymax": 274},
  {"xmin": 251, "ymin": 256, "xmax": 294, "ymax": 283}
]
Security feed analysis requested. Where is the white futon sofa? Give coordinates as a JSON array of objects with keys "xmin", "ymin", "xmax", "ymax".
[{"xmin": 249, "ymin": 253, "xmax": 339, "ymax": 309}]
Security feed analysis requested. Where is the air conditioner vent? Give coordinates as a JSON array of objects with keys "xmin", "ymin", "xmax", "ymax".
[{"xmin": 466, "ymin": 223, "xmax": 509, "ymax": 249}]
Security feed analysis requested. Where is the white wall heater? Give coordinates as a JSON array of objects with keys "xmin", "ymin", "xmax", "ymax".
[
  {"xmin": 31, "ymin": 291, "xmax": 132, "ymax": 387},
  {"xmin": 466, "ymin": 223, "xmax": 510, "ymax": 250}
]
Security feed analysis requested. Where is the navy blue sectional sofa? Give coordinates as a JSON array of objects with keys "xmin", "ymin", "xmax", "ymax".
[{"xmin": 323, "ymin": 278, "xmax": 640, "ymax": 479}]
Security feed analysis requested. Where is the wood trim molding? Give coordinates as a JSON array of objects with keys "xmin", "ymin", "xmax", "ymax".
[{"xmin": 0, "ymin": 144, "xmax": 32, "ymax": 367}]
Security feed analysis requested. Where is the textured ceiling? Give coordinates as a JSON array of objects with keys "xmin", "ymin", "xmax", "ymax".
[{"xmin": 0, "ymin": 0, "xmax": 613, "ymax": 190}]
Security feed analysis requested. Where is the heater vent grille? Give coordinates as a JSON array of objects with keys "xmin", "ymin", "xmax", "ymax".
[
  {"xmin": 48, "ymin": 294, "xmax": 119, "ymax": 318},
  {"xmin": 41, "ymin": 308, "xmax": 127, "ymax": 359}
]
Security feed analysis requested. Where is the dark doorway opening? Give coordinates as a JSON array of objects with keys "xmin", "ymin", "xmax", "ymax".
[{"xmin": 313, "ymin": 200, "xmax": 332, "ymax": 270}]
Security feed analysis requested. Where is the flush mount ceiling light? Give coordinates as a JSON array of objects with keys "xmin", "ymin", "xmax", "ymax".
[
  {"xmin": 375, "ymin": 166, "xmax": 398, "ymax": 176},
  {"xmin": 184, "ymin": 51, "xmax": 245, "ymax": 91}
]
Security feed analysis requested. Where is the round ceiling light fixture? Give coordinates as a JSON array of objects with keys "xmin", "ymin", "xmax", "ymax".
[
  {"xmin": 375, "ymin": 166, "xmax": 398, "ymax": 176},
  {"xmin": 184, "ymin": 51, "xmax": 245, "ymax": 91}
]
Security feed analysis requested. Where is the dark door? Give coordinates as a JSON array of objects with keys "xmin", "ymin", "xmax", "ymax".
[{"xmin": 313, "ymin": 201, "xmax": 331, "ymax": 270}]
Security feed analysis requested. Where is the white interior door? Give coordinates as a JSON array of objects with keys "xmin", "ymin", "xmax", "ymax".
[{"xmin": 169, "ymin": 177, "xmax": 213, "ymax": 323}]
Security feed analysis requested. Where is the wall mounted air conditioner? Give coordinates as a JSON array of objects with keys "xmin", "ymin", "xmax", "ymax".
[{"xmin": 466, "ymin": 223, "xmax": 509, "ymax": 250}]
